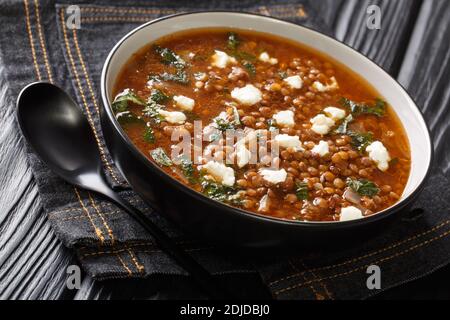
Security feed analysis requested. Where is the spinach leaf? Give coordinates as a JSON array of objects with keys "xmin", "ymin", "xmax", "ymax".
[
  {"xmin": 142, "ymin": 101, "xmax": 164, "ymax": 123},
  {"xmin": 243, "ymin": 61, "xmax": 256, "ymax": 77},
  {"xmin": 295, "ymin": 182, "xmax": 309, "ymax": 200},
  {"xmin": 115, "ymin": 111, "xmax": 144, "ymax": 125},
  {"xmin": 149, "ymin": 70, "xmax": 189, "ymax": 85},
  {"xmin": 111, "ymin": 89, "xmax": 145, "ymax": 113},
  {"xmin": 201, "ymin": 178, "xmax": 242, "ymax": 205},
  {"xmin": 389, "ymin": 157, "xmax": 399, "ymax": 166},
  {"xmin": 334, "ymin": 114, "xmax": 353, "ymax": 135},
  {"xmin": 153, "ymin": 45, "xmax": 186, "ymax": 69},
  {"xmin": 349, "ymin": 131, "xmax": 373, "ymax": 152},
  {"xmin": 346, "ymin": 178, "xmax": 380, "ymax": 197},
  {"xmin": 278, "ymin": 70, "xmax": 288, "ymax": 79},
  {"xmin": 150, "ymin": 148, "xmax": 172, "ymax": 166},
  {"xmin": 150, "ymin": 89, "xmax": 169, "ymax": 104},
  {"xmin": 234, "ymin": 51, "xmax": 256, "ymax": 62},
  {"xmin": 214, "ymin": 118, "xmax": 235, "ymax": 132},
  {"xmin": 143, "ymin": 126, "xmax": 155, "ymax": 144},
  {"xmin": 176, "ymin": 156, "xmax": 196, "ymax": 183},
  {"xmin": 266, "ymin": 119, "xmax": 278, "ymax": 132},
  {"xmin": 227, "ymin": 32, "xmax": 240, "ymax": 50},
  {"xmin": 340, "ymin": 97, "xmax": 386, "ymax": 117}
]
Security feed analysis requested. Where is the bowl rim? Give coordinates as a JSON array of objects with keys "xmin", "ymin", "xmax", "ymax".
[{"xmin": 100, "ymin": 10, "xmax": 433, "ymax": 228}]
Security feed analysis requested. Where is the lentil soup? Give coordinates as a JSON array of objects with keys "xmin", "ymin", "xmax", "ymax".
[{"xmin": 112, "ymin": 28, "xmax": 411, "ymax": 222}]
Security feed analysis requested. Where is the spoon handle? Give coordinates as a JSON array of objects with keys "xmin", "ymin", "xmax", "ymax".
[{"xmin": 99, "ymin": 187, "xmax": 230, "ymax": 299}]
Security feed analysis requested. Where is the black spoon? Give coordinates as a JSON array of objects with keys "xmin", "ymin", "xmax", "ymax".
[{"xmin": 16, "ymin": 82, "xmax": 228, "ymax": 299}]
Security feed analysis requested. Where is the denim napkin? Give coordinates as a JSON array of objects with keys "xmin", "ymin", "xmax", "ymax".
[{"xmin": 1, "ymin": 0, "xmax": 450, "ymax": 299}]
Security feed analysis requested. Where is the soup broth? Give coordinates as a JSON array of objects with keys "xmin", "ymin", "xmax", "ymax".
[{"xmin": 113, "ymin": 28, "xmax": 411, "ymax": 222}]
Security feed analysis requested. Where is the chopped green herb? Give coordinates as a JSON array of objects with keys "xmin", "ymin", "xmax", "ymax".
[
  {"xmin": 340, "ymin": 97, "xmax": 386, "ymax": 117},
  {"xmin": 201, "ymin": 178, "xmax": 242, "ymax": 205},
  {"xmin": 346, "ymin": 178, "xmax": 380, "ymax": 197},
  {"xmin": 334, "ymin": 114, "xmax": 353, "ymax": 135},
  {"xmin": 150, "ymin": 89, "xmax": 169, "ymax": 104},
  {"xmin": 227, "ymin": 32, "xmax": 240, "ymax": 51},
  {"xmin": 278, "ymin": 70, "xmax": 288, "ymax": 79},
  {"xmin": 149, "ymin": 70, "xmax": 189, "ymax": 85},
  {"xmin": 153, "ymin": 45, "xmax": 185, "ymax": 69},
  {"xmin": 234, "ymin": 51, "xmax": 256, "ymax": 62},
  {"xmin": 390, "ymin": 157, "xmax": 399, "ymax": 166},
  {"xmin": 214, "ymin": 118, "xmax": 235, "ymax": 132},
  {"xmin": 150, "ymin": 148, "xmax": 172, "ymax": 166},
  {"xmin": 243, "ymin": 61, "xmax": 256, "ymax": 77},
  {"xmin": 111, "ymin": 89, "xmax": 146, "ymax": 113},
  {"xmin": 267, "ymin": 119, "xmax": 277, "ymax": 132},
  {"xmin": 176, "ymin": 156, "xmax": 196, "ymax": 183},
  {"xmin": 143, "ymin": 101, "xmax": 164, "ymax": 123},
  {"xmin": 295, "ymin": 182, "xmax": 309, "ymax": 200},
  {"xmin": 349, "ymin": 131, "xmax": 373, "ymax": 152},
  {"xmin": 143, "ymin": 126, "xmax": 155, "ymax": 144},
  {"xmin": 115, "ymin": 111, "xmax": 144, "ymax": 125}
]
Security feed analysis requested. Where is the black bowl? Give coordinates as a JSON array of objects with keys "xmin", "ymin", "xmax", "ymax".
[{"xmin": 100, "ymin": 12, "xmax": 432, "ymax": 248}]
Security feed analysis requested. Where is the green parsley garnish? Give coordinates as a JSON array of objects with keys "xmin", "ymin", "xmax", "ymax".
[{"xmin": 346, "ymin": 178, "xmax": 380, "ymax": 197}]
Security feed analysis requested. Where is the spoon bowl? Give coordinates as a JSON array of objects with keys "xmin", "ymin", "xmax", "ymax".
[
  {"xmin": 16, "ymin": 82, "xmax": 226, "ymax": 299},
  {"xmin": 17, "ymin": 82, "xmax": 104, "ymax": 188}
]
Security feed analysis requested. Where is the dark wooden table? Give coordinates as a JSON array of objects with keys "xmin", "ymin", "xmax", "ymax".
[{"xmin": 1, "ymin": 0, "xmax": 449, "ymax": 299}]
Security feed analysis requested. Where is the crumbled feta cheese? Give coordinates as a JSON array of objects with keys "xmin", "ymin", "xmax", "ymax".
[
  {"xmin": 323, "ymin": 106, "xmax": 346, "ymax": 121},
  {"xmin": 258, "ymin": 52, "xmax": 278, "ymax": 65},
  {"xmin": 340, "ymin": 206, "xmax": 363, "ymax": 221},
  {"xmin": 158, "ymin": 109, "xmax": 186, "ymax": 124},
  {"xmin": 283, "ymin": 75, "xmax": 303, "ymax": 89},
  {"xmin": 231, "ymin": 84, "xmax": 262, "ymax": 106},
  {"xmin": 312, "ymin": 76, "xmax": 339, "ymax": 92},
  {"xmin": 236, "ymin": 145, "xmax": 251, "ymax": 168},
  {"xmin": 275, "ymin": 134, "xmax": 304, "ymax": 151},
  {"xmin": 273, "ymin": 110, "xmax": 295, "ymax": 128},
  {"xmin": 173, "ymin": 95, "xmax": 195, "ymax": 111},
  {"xmin": 366, "ymin": 141, "xmax": 391, "ymax": 171},
  {"xmin": 199, "ymin": 161, "xmax": 235, "ymax": 186},
  {"xmin": 311, "ymin": 140, "xmax": 329, "ymax": 157},
  {"xmin": 258, "ymin": 194, "xmax": 270, "ymax": 212},
  {"xmin": 310, "ymin": 114, "xmax": 335, "ymax": 135},
  {"xmin": 211, "ymin": 50, "xmax": 236, "ymax": 68},
  {"xmin": 259, "ymin": 168, "xmax": 287, "ymax": 184}
]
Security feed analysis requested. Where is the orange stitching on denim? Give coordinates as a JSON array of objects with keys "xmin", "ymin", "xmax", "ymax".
[
  {"xmin": 51, "ymin": 209, "xmax": 123, "ymax": 221},
  {"xmin": 60, "ymin": 9, "xmax": 119, "ymax": 184},
  {"xmin": 80, "ymin": 16, "xmax": 157, "ymax": 23},
  {"xmin": 71, "ymin": 27, "xmax": 121, "ymax": 184},
  {"xmin": 300, "ymin": 260, "xmax": 332, "ymax": 300},
  {"xmin": 23, "ymin": 0, "xmax": 41, "ymax": 80},
  {"xmin": 274, "ymin": 228, "xmax": 450, "ymax": 296},
  {"xmin": 49, "ymin": 198, "xmax": 143, "ymax": 217},
  {"xmin": 33, "ymin": 0, "xmax": 53, "ymax": 83},
  {"xmin": 77, "ymin": 240, "xmax": 196, "ymax": 252},
  {"xmin": 74, "ymin": 187, "xmax": 104, "ymax": 243},
  {"xmin": 115, "ymin": 253, "xmax": 133, "ymax": 276},
  {"xmin": 127, "ymin": 248, "xmax": 145, "ymax": 273},
  {"xmin": 80, "ymin": 7, "xmax": 176, "ymax": 15},
  {"xmin": 88, "ymin": 193, "xmax": 115, "ymax": 244},
  {"xmin": 80, "ymin": 246, "xmax": 209, "ymax": 259},
  {"xmin": 269, "ymin": 219, "xmax": 450, "ymax": 287},
  {"xmin": 288, "ymin": 260, "xmax": 320, "ymax": 300},
  {"xmin": 72, "ymin": 28, "xmax": 100, "ymax": 116}
]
